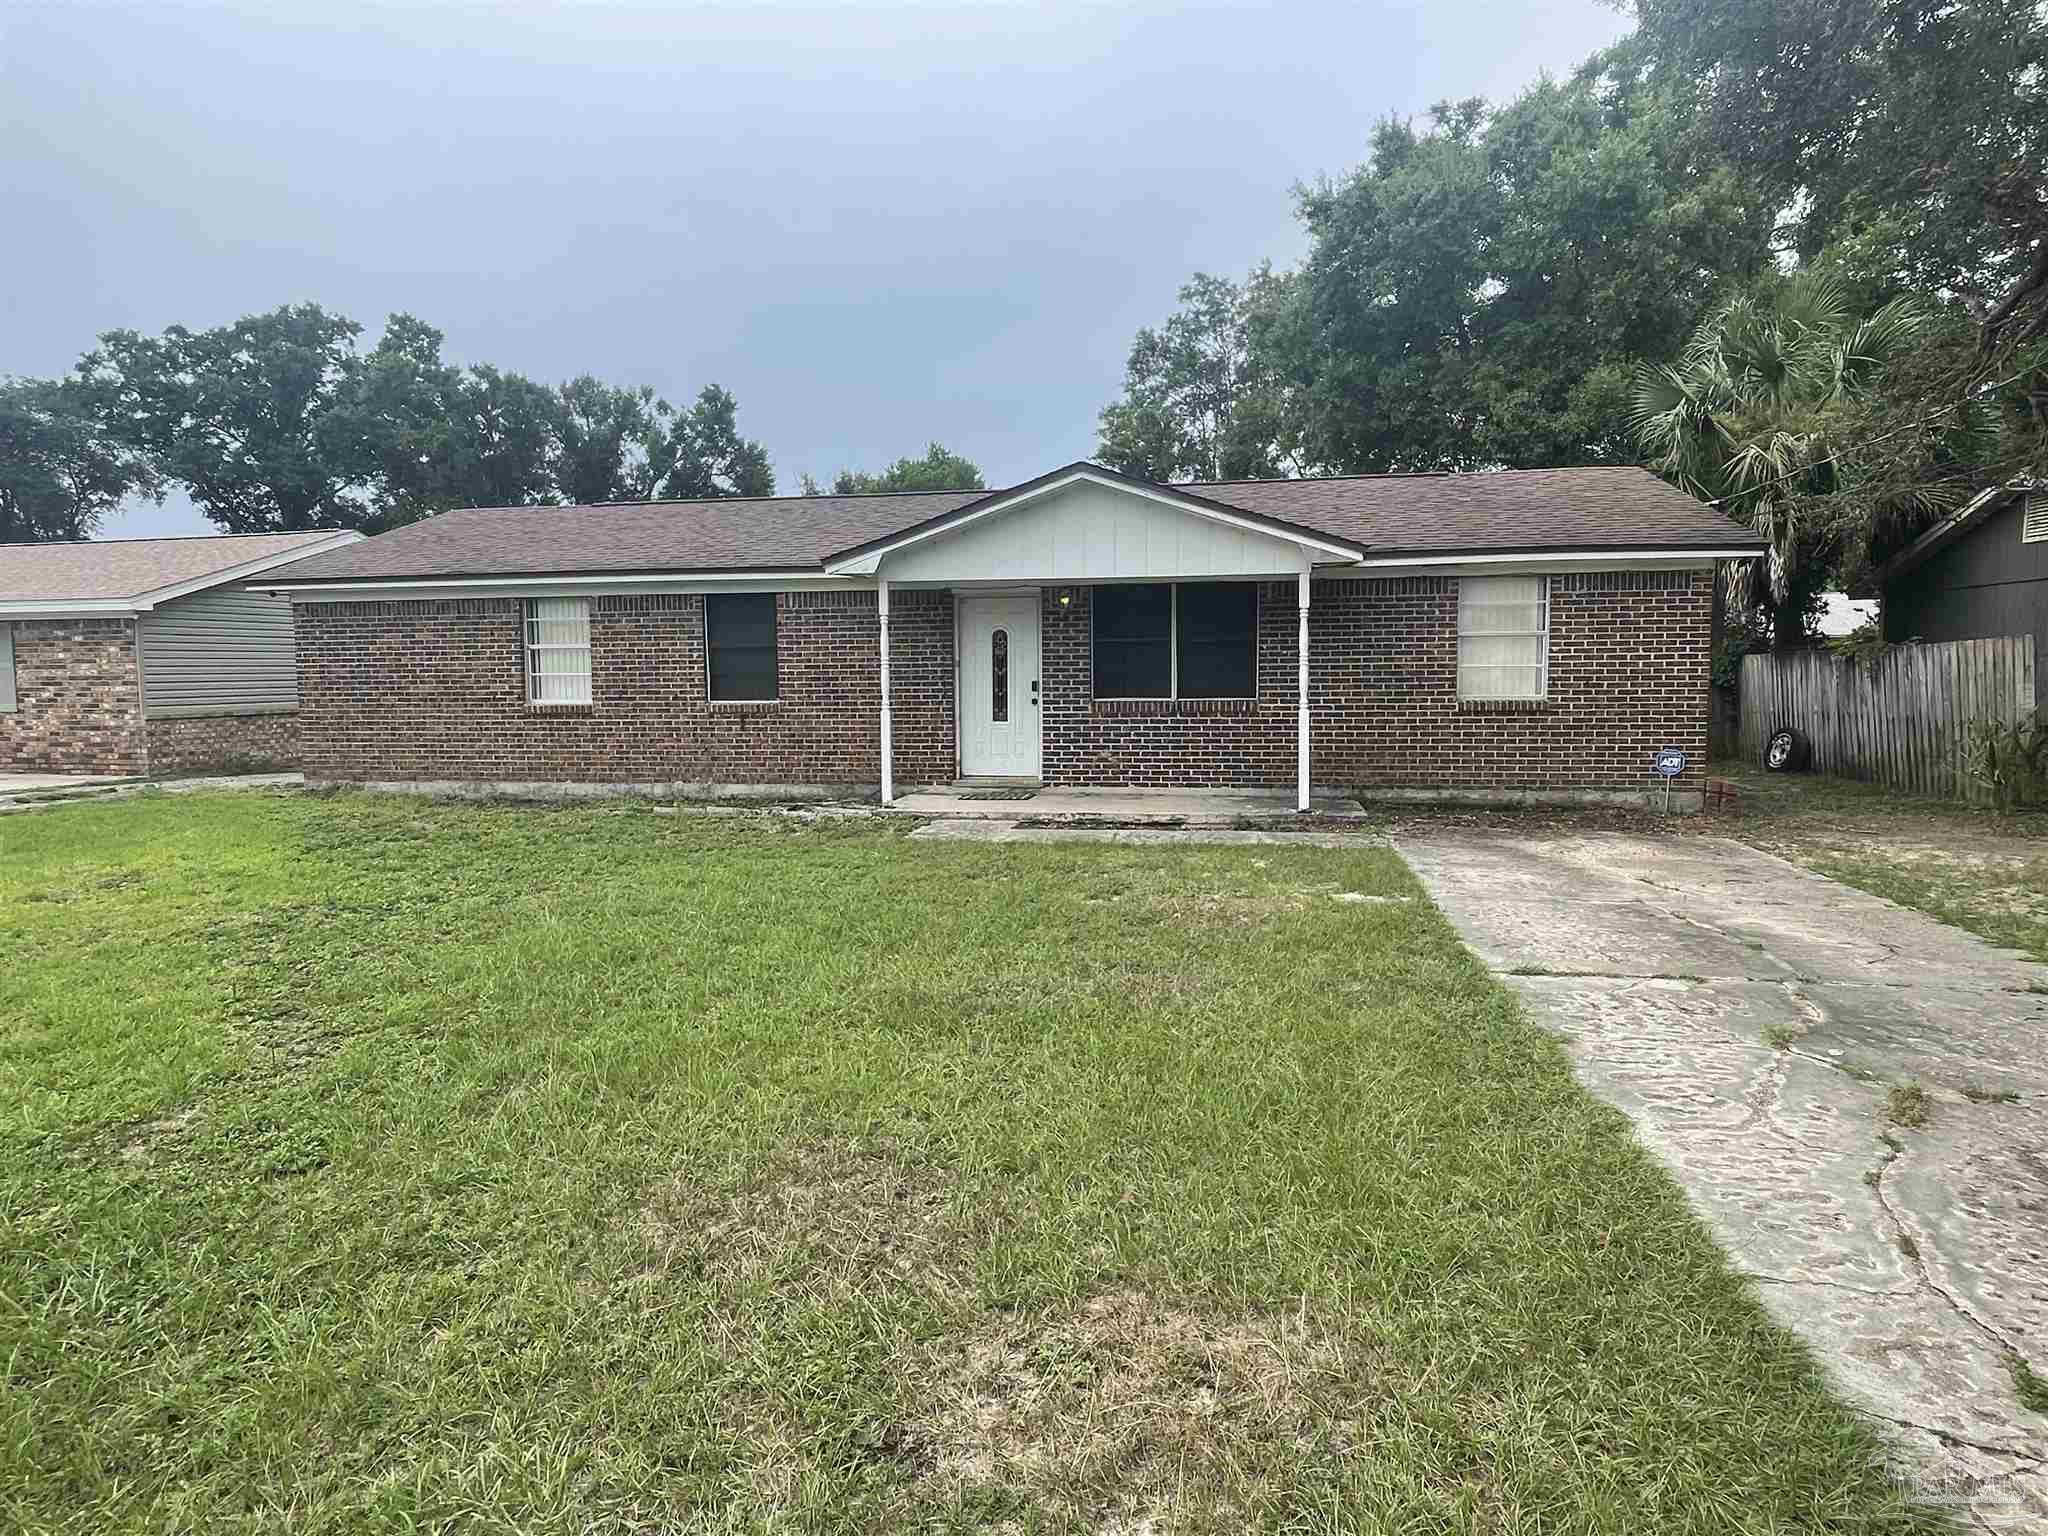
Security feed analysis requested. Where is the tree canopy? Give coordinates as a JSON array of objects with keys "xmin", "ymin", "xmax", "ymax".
[
  {"xmin": 819, "ymin": 442, "xmax": 985, "ymax": 495},
  {"xmin": 0, "ymin": 378, "xmax": 161, "ymax": 543},
  {"xmin": 5, "ymin": 305, "xmax": 776, "ymax": 541},
  {"xmin": 1099, "ymin": 0, "xmax": 2048, "ymax": 643}
]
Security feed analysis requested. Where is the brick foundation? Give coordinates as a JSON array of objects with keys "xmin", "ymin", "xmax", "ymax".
[
  {"xmin": 297, "ymin": 590, "xmax": 956, "ymax": 786},
  {"xmin": 294, "ymin": 572, "xmax": 1710, "ymax": 798},
  {"xmin": 144, "ymin": 713, "xmax": 301, "ymax": 776},
  {"xmin": 0, "ymin": 618, "xmax": 147, "ymax": 774}
]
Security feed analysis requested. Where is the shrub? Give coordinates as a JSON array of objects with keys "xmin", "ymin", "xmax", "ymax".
[{"xmin": 1963, "ymin": 708, "xmax": 2048, "ymax": 812}]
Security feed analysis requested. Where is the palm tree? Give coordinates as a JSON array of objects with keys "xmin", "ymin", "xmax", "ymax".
[{"xmin": 1630, "ymin": 276, "xmax": 1926, "ymax": 646}]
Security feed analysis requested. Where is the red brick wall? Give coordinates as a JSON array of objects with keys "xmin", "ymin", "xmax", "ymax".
[
  {"xmin": 144, "ymin": 713, "xmax": 301, "ymax": 776},
  {"xmin": 1038, "ymin": 573, "xmax": 1711, "ymax": 792},
  {"xmin": 293, "ymin": 572, "xmax": 1709, "ymax": 796},
  {"xmin": 0, "ymin": 619, "xmax": 147, "ymax": 775},
  {"xmin": 296, "ymin": 590, "xmax": 955, "ymax": 786}
]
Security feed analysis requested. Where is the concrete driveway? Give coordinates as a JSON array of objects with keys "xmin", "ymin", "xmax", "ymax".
[{"xmin": 1396, "ymin": 830, "xmax": 2048, "ymax": 1531}]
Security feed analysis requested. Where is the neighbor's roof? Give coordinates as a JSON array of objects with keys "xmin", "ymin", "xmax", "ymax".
[
  {"xmin": 267, "ymin": 464, "xmax": 1761, "ymax": 585},
  {"xmin": 0, "ymin": 531, "xmax": 361, "ymax": 609},
  {"xmin": 1880, "ymin": 480, "xmax": 2035, "ymax": 583}
]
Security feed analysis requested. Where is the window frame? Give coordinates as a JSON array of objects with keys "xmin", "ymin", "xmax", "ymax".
[
  {"xmin": 0, "ymin": 622, "xmax": 16, "ymax": 714},
  {"xmin": 1089, "ymin": 581, "xmax": 1260, "ymax": 702},
  {"xmin": 524, "ymin": 597, "xmax": 592, "ymax": 706},
  {"xmin": 704, "ymin": 591, "xmax": 780, "ymax": 703},
  {"xmin": 1456, "ymin": 575, "xmax": 1550, "ymax": 702}
]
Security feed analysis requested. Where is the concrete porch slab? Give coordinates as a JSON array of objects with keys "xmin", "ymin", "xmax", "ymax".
[
  {"xmin": 0, "ymin": 771, "xmax": 138, "ymax": 795},
  {"xmin": 884, "ymin": 787, "xmax": 1366, "ymax": 823}
]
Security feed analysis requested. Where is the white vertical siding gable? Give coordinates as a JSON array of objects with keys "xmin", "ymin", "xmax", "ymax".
[{"xmin": 876, "ymin": 480, "xmax": 1313, "ymax": 584}]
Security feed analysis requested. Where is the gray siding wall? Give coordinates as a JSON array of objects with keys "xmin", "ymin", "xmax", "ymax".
[
  {"xmin": 1885, "ymin": 499, "xmax": 2048, "ymax": 706},
  {"xmin": 138, "ymin": 587, "xmax": 300, "ymax": 717}
]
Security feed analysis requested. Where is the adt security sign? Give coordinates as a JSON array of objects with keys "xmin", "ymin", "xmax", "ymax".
[{"xmin": 1653, "ymin": 748, "xmax": 1686, "ymax": 778}]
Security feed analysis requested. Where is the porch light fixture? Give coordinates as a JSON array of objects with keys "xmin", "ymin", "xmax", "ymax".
[{"xmin": 1056, "ymin": 587, "xmax": 1074, "ymax": 608}]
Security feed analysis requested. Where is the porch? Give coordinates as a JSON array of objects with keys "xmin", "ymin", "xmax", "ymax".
[{"xmin": 884, "ymin": 785, "xmax": 1367, "ymax": 823}]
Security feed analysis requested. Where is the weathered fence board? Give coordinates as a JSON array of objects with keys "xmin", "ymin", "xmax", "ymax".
[{"xmin": 1738, "ymin": 636, "xmax": 2035, "ymax": 802}]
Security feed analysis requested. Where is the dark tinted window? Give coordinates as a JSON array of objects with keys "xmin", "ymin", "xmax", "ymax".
[
  {"xmin": 1092, "ymin": 584, "xmax": 1171, "ymax": 697},
  {"xmin": 1177, "ymin": 583, "xmax": 1257, "ymax": 698},
  {"xmin": 707, "ymin": 593, "xmax": 777, "ymax": 700}
]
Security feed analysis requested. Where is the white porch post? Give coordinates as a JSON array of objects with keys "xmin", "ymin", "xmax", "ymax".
[
  {"xmin": 878, "ymin": 578, "xmax": 894, "ymax": 805},
  {"xmin": 1296, "ymin": 569, "xmax": 1311, "ymax": 812}
]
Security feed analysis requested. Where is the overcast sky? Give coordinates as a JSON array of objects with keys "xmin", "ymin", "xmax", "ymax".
[{"xmin": 4, "ymin": 0, "xmax": 1629, "ymax": 538}]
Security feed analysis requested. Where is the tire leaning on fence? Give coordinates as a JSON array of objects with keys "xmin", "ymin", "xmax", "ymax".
[
  {"xmin": 1737, "ymin": 636, "xmax": 2036, "ymax": 803},
  {"xmin": 1762, "ymin": 725, "xmax": 1809, "ymax": 773}
]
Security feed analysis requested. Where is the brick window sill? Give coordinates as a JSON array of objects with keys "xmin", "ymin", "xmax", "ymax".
[
  {"xmin": 526, "ymin": 703, "xmax": 594, "ymax": 718},
  {"xmin": 1456, "ymin": 698, "xmax": 1559, "ymax": 716},
  {"xmin": 708, "ymin": 699, "xmax": 781, "ymax": 714},
  {"xmin": 1091, "ymin": 697, "xmax": 1259, "ymax": 718}
]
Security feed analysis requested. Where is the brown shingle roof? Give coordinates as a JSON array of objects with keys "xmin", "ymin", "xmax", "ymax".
[
  {"xmin": 0, "ymin": 531, "xmax": 357, "ymax": 605},
  {"xmin": 1195, "ymin": 467, "xmax": 1762, "ymax": 556},
  {"xmin": 271, "ymin": 464, "xmax": 1760, "ymax": 585}
]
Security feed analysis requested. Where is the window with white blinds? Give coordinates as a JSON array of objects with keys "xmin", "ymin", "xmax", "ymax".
[
  {"xmin": 526, "ymin": 598, "xmax": 592, "ymax": 705},
  {"xmin": 1457, "ymin": 576, "xmax": 1549, "ymax": 700}
]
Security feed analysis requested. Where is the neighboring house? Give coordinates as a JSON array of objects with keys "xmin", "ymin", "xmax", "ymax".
[
  {"xmin": 0, "ymin": 531, "xmax": 363, "ymax": 776},
  {"xmin": 259, "ymin": 462, "xmax": 1761, "ymax": 808},
  {"xmin": 1882, "ymin": 482, "xmax": 2046, "ymax": 704},
  {"xmin": 1816, "ymin": 592, "xmax": 1879, "ymax": 638}
]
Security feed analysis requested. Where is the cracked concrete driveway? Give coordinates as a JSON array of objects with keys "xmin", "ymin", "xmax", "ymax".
[{"xmin": 1396, "ymin": 830, "xmax": 2048, "ymax": 1532}]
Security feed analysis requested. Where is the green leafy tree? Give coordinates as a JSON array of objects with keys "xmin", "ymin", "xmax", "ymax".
[
  {"xmin": 76, "ymin": 303, "xmax": 369, "ymax": 532},
  {"xmin": 826, "ymin": 441, "xmax": 984, "ymax": 494},
  {"xmin": 1275, "ymin": 77, "xmax": 1775, "ymax": 473},
  {"xmin": 555, "ymin": 376, "xmax": 662, "ymax": 505},
  {"xmin": 324, "ymin": 316, "xmax": 564, "ymax": 527},
  {"xmin": 1630, "ymin": 275, "xmax": 1927, "ymax": 645},
  {"xmin": 443, "ymin": 365, "xmax": 565, "ymax": 512},
  {"xmin": 641, "ymin": 385, "xmax": 775, "ymax": 500},
  {"xmin": 1614, "ymin": 0, "xmax": 2048, "ymax": 354},
  {"xmin": 1097, "ymin": 271, "xmax": 1293, "ymax": 481},
  {"xmin": 0, "ymin": 378, "xmax": 162, "ymax": 542}
]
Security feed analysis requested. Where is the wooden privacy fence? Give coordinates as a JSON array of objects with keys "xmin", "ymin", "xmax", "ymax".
[{"xmin": 1738, "ymin": 636, "xmax": 2036, "ymax": 802}]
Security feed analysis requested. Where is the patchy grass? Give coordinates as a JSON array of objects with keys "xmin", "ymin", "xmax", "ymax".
[
  {"xmin": 1710, "ymin": 759, "xmax": 2048, "ymax": 962},
  {"xmin": 2009, "ymin": 1352, "xmax": 2048, "ymax": 1416},
  {"xmin": 1886, "ymin": 1083, "xmax": 1933, "ymax": 1129},
  {"xmin": 0, "ymin": 792, "xmax": 1936, "ymax": 1533}
]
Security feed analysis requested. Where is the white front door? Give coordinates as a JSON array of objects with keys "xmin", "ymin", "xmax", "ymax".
[{"xmin": 958, "ymin": 595, "xmax": 1041, "ymax": 779}]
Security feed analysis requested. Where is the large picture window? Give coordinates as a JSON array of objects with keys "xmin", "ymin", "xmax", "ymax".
[
  {"xmin": 706, "ymin": 593, "xmax": 778, "ymax": 701},
  {"xmin": 1457, "ymin": 576, "xmax": 1549, "ymax": 700},
  {"xmin": 525, "ymin": 598, "xmax": 592, "ymax": 705},
  {"xmin": 1091, "ymin": 582, "xmax": 1257, "ymax": 699}
]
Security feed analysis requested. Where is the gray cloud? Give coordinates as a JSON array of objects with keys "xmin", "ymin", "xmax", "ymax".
[{"xmin": 2, "ymin": 0, "xmax": 1628, "ymax": 536}]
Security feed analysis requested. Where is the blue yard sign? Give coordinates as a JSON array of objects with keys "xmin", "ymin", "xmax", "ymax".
[{"xmin": 1654, "ymin": 748, "xmax": 1686, "ymax": 778}]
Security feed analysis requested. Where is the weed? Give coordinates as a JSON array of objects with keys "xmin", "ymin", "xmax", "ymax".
[{"xmin": 1885, "ymin": 1083, "xmax": 1931, "ymax": 1129}]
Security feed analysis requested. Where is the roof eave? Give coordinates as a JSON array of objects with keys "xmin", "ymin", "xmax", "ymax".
[{"xmin": 1879, "ymin": 483, "xmax": 2026, "ymax": 585}]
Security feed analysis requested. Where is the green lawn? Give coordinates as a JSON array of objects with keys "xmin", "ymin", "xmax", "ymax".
[{"xmin": 1, "ymin": 792, "xmax": 1930, "ymax": 1533}]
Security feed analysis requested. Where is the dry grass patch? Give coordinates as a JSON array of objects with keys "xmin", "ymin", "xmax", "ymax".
[
  {"xmin": 900, "ymin": 1289, "xmax": 1368, "ymax": 1530},
  {"xmin": 114, "ymin": 1103, "xmax": 202, "ymax": 1165},
  {"xmin": 638, "ymin": 1137, "xmax": 970, "ymax": 1301}
]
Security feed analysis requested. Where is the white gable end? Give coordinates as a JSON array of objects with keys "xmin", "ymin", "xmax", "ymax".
[{"xmin": 862, "ymin": 477, "xmax": 1328, "ymax": 585}]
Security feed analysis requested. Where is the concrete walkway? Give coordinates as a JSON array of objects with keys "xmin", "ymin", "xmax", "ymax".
[
  {"xmin": 0, "ymin": 771, "xmax": 303, "ymax": 813},
  {"xmin": 0, "ymin": 770, "xmax": 138, "ymax": 794},
  {"xmin": 1396, "ymin": 831, "xmax": 2048, "ymax": 1531}
]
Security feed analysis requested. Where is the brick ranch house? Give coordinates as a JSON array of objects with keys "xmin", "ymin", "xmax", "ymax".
[
  {"xmin": 259, "ymin": 462, "xmax": 1763, "ymax": 809},
  {"xmin": 0, "ymin": 531, "xmax": 361, "ymax": 776}
]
